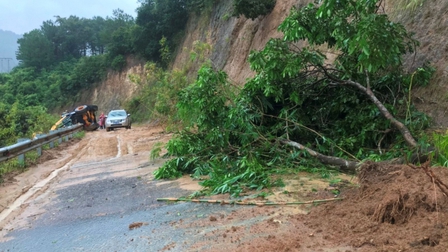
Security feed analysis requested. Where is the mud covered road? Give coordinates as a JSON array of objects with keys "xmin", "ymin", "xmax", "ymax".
[
  {"xmin": 0, "ymin": 125, "xmax": 220, "ymax": 251},
  {"xmin": 2, "ymin": 125, "xmax": 446, "ymax": 251},
  {"xmin": 0, "ymin": 125, "xmax": 344, "ymax": 252}
]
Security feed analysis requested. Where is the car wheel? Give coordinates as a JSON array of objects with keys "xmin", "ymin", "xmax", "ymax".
[
  {"xmin": 74, "ymin": 105, "xmax": 88, "ymax": 113},
  {"xmin": 106, "ymin": 127, "xmax": 110, "ymax": 132}
]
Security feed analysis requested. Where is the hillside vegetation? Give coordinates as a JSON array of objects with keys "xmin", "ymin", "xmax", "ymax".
[
  {"xmin": 0, "ymin": 1, "xmax": 191, "ymax": 145},
  {"xmin": 2, "ymin": 0, "xmax": 448, "ymax": 195},
  {"xmin": 153, "ymin": 0, "xmax": 443, "ymax": 195}
]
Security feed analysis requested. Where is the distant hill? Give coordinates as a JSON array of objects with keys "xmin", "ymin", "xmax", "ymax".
[{"xmin": 0, "ymin": 30, "xmax": 21, "ymax": 73}]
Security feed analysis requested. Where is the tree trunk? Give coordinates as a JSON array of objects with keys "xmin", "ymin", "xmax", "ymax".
[
  {"xmin": 282, "ymin": 139, "xmax": 433, "ymax": 173},
  {"xmin": 281, "ymin": 139, "xmax": 359, "ymax": 172}
]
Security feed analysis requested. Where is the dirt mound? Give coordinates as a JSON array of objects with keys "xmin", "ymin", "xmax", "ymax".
[
  {"xmin": 303, "ymin": 162, "xmax": 448, "ymax": 251},
  {"xmin": 185, "ymin": 162, "xmax": 448, "ymax": 251}
]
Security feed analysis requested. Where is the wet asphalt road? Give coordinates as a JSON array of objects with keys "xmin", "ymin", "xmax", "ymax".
[{"xmin": 0, "ymin": 152, "xmax": 246, "ymax": 252}]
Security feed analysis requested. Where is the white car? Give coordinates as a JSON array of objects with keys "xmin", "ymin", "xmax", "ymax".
[{"xmin": 105, "ymin": 109, "xmax": 131, "ymax": 131}]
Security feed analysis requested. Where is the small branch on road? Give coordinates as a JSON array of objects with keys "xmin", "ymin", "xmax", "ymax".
[{"xmin": 156, "ymin": 197, "xmax": 343, "ymax": 206}]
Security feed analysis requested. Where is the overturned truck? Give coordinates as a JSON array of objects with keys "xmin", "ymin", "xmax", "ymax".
[{"xmin": 51, "ymin": 105, "xmax": 100, "ymax": 131}]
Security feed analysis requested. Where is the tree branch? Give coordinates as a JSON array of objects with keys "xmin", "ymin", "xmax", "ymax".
[
  {"xmin": 317, "ymin": 66, "xmax": 418, "ymax": 148},
  {"xmin": 280, "ymin": 139, "xmax": 359, "ymax": 172},
  {"xmin": 342, "ymin": 79, "xmax": 418, "ymax": 148}
]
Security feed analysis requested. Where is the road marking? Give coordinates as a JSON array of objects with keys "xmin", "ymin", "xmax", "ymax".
[{"xmin": 116, "ymin": 135, "xmax": 122, "ymax": 158}]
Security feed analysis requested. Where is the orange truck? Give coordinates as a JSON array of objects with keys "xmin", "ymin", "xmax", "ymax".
[{"xmin": 51, "ymin": 105, "xmax": 100, "ymax": 131}]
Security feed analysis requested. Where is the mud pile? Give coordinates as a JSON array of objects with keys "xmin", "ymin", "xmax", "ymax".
[
  {"xmin": 305, "ymin": 161, "xmax": 448, "ymax": 251},
  {"xmin": 185, "ymin": 162, "xmax": 448, "ymax": 251}
]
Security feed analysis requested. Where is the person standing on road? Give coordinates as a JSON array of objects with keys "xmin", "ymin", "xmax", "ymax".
[{"xmin": 99, "ymin": 112, "xmax": 106, "ymax": 129}]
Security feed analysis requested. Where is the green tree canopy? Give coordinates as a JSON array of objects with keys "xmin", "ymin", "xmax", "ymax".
[
  {"xmin": 16, "ymin": 30, "xmax": 55, "ymax": 69},
  {"xmin": 134, "ymin": 0, "xmax": 189, "ymax": 62},
  {"xmin": 17, "ymin": 10, "xmax": 135, "ymax": 70}
]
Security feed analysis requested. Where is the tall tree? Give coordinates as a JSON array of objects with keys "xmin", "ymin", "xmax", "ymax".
[
  {"xmin": 88, "ymin": 16, "xmax": 107, "ymax": 55},
  {"xmin": 103, "ymin": 9, "xmax": 136, "ymax": 58},
  {"xmin": 53, "ymin": 16, "xmax": 89, "ymax": 59},
  {"xmin": 134, "ymin": 0, "xmax": 189, "ymax": 62},
  {"xmin": 16, "ymin": 30, "xmax": 54, "ymax": 69}
]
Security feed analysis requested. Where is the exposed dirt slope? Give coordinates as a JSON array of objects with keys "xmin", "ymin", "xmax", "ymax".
[
  {"xmin": 172, "ymin": 0, "xmax": 305, "ymax": 85},
  {"xmin": 172, "ymin": 0, "xmax": 448, "ymax": 125},
  {"xmin": 391, "ymin": 1, "xmax": 448, "ymax": 126},
  {"xmin": 71, "ymin": 56, "xmax": 146, "ymax": 113}
]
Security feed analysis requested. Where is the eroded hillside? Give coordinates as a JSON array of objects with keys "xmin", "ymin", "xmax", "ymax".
[
  {"xmin": 391, "ymin": 1, "xmax": 448, "ymax": 126},
  {"xmin": 90, "ymin": 0, "xmax": 448, "ymax": 126}
]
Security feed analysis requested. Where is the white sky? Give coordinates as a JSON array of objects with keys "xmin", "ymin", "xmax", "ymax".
[{"xmin": 0, "ymin": 0, "xmax": 141, "ymax": 34}]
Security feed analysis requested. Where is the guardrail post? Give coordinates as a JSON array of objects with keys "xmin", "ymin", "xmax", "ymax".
[
  {"xmin": 57, "ymin": 129, "xmax": 63, "ymax": 144},
  {"xmin": 17, "ymin": 138, "xmax": 29, "ymax": 164},
  {"xmin": 35, "ymin": 134, "xmax": 45, "ymax": 157},
  {"xmin": 49, "ymin": 130, "xmax": 56, "ymax": 148}
]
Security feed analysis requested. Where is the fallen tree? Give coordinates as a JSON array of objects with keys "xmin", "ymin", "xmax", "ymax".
[{"xmin": 154, "ymin": 0, "xmax": 435, "ymax": 195}]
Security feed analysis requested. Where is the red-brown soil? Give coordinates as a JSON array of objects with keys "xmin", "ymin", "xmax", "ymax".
[{"xmin": 183, "ymin": 161, "xmax": 448, "ymax": 251}]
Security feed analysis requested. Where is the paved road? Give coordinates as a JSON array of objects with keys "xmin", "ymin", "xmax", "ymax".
[{"xmin": 0, "ymin": 129, "xmax": 249, "ymax": 252}]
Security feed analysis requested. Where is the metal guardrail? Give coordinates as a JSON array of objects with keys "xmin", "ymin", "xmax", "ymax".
[{"xmin": 0, "ymin": 124, "xmax": 83, "ymax": 163}]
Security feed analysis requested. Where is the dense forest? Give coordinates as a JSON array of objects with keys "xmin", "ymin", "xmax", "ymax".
[
  {"xmin": 2, "ymin": 0, "xmax": 444, "ymax": 195},
  {"xmin": 0, "ymin": 0, "xmax": 196, "ymax": 146},
  {"xmin": 0, "ymin": 0, "xmax": 274, "ymax": 147},
  {"xmin": 0, "ymin": 9, "xmax": 136, "ymax": 146}
]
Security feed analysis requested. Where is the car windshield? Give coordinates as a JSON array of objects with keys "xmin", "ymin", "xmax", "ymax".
[{"xmin": 109, "ymin": 111, "xmax": 126, "ymax": 117}]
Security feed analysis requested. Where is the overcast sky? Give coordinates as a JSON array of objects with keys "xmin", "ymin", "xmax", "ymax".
[{"xmin": 0, "ymin": 0, "xmax": 141, "ymax": 35}]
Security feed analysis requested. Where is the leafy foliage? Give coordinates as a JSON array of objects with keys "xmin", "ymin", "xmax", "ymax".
[
  {"xmin": 155, "ymin": 0, "xmax": 433, "ymax": 195},
  {"xmin": 70, "ymin": 55, "xmax": 108, "ymax": 90},
  {"xmin": 16, "ymin": 30, "xmax": 55, "ymax": 69},
  {"xmin": 1, "ymin": 55, "xmax": 108, "ymax": 111},
  {"xmin": 111, "ymin": 55, "xmax": 127, "ymax": 71},
  {"xmin": 134, "ymin": 0, "xmax": 189, "ymax": 62},
  {"xmin": 155, "ymin": 66, "xmax": 272, "ymax": 195},
  {"xmin": 124, "ymin": 62, "xmax": 191, "ymax": 125},
  {"xmin": 2, "ymin": 8, "xmax": 139, "ymax": 132},
  {"xmin": 125, "ymin": 41, "xmax": 212, "ymax": 125},
  {"xmin": 431, "ymin": 132, "xmax": 448, "ymax": 167},
  {"xmin": 0, "ymin": 101, "xmax": 57, "ymax": 147},
  {"xmin": 17, "ymin": 12, "xmax": 134, "ymax": 70}
]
